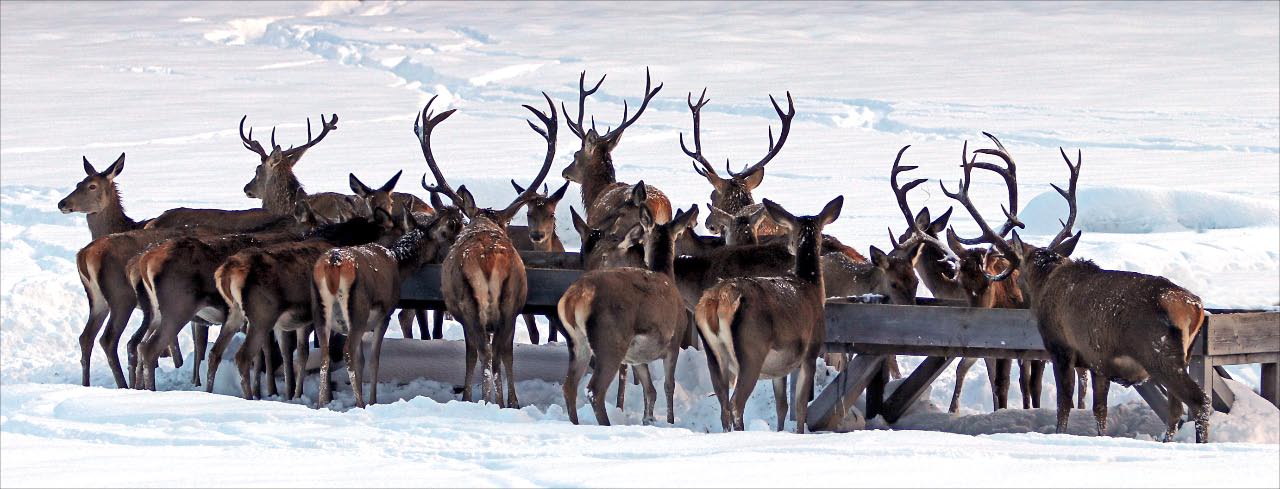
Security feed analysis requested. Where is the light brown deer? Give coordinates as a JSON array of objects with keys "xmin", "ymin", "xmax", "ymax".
[
  {"xmin": 560, "ymin": 205, "xmax": 699, "ymax": 426},
  {"xmin": 313, "ymin": 204, "xmax": 464, "ymax": 407},
  {"xmin": 559, "ymin": 69, "xmax": 671, "ymax": 233},
  {"xmin": 946, "ymin": 147, "xmax": 1212, "ymax": 442},
  {"xmin": 510, "ymin": 180, "xmax": 570, "ymax": 344},
  {"xmin": 695, "ymin": 197, "xmax": 843, "ymax": 433},
  {"xmin": 417, "ymin": 94, "xmax": 558, "ymax": 408}
]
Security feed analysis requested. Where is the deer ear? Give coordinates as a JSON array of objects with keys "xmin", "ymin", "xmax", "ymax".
[
  {"xmin": 870, "ymin": 245, "xmax": 889, "ymax": 269},
  {"xmin": 930, "ymin": 207, "xmax": 953, "ymax": 234},
  {"xmin": 745, "ymin": 204, "xmax": 768, "ymax": 227},
  {"xmin": 602, "ymin": 130, "xmax": 624, "ymax": 152},
  {"xmin": 349, "ymin": 173, "xmax": 373, "ymax": 197},
  {"xmin": 817, "ymin": 196, "xmax": 844, "ymax": 227},
  {"xmin": 630, "ymin": 181, "xmax": 648, "ymax": 206},
  {"xmin": 761, "ymin": 199, "xmax": 797, "ymax": 231},
  {"xmin": 292, "ymin": 201, "xmax": 315, "ymax": 225},
  {"xmin": 82, "ymin": 157, "xmax": 97, "ymax": 176},
  {"xmin": 639, "ymin": 205, "xmax": 655, "ymax": 229},
  {"xmin": 379, "ymin": 170, "xmax": 403, "ymax": 193},
  {"xmin": 619, "ymin": 223, "xmax": 645, "ymax": 249},
  {"xmin": 1010, "ymin": 229, "xmax": 1026, "ymax": 257},
  {"xmin": 1052, "ymin": 231, "xmax": 1082, "ymax": 257},
  {"xmin": 548, "ymin": 181, "xmax": 570, "ymax": 204},
  {"xmin": 103, "ymin": 153, "xmax": 125, "ymax": 179},
  {"xmin": 741, "ymin": 167, "xmax": 765, "ymax": 191},
  {"xmin": 672, "ymin": 204, "xmax": 700, "ymax": 232},
  {"xmin": 456, "ymin": 185, "xmax": 478, "ymax": 216},
  {"xmin": 945, "ymin": 227, "xmax": 967, "ymax": 255},
  {"xmin": 510, "ymin": 179, "xmax": 526, "ymax": 194},
  {"xmin": 570, "ymin": 207, "xmax": 590, "ymax": 241}
]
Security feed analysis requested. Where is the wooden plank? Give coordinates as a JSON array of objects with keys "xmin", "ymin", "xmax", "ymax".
[
  {"xmin": 1201, "ymin": 352, "xmax": 1280, "ymax": 366},
  {"xmin": 843, "ymin": 343, "xmax": 1051, "ymax": 361},
  {"xmin": 303, "ymin": 337, "xmax": 569, "ymax": 385},
  {"xmin": 806, "ymin": 354, "xmax": 886, "ymax": 432},
  {"xmin": 825, "ymin": 302, "xmax": 1043, "ymax": 351},
  {"xmin": 881, "ymin": 356, "xmax": 953, "ymax": 424},
  {"xmin": 1203, "ymin": 312, "xmax": 1280, "ymax": 356},
  {"xmin": 520, "ymin": 250, "xmax": 583, "ymax": 270},
  {"xmin": 1135, "ymin": 382, "xmax": 1171, "ymax": 425},
  {"xmin": 1190, "ymin": 357, "xmax": 1234, "ymax": 413},
  {"xmin": 400, "ymin": 264, "xmax": 582, "ymax": 314},
  {"xmin": 1261, "ymin": 363, "xmax": 1278, "ymax": 409}
]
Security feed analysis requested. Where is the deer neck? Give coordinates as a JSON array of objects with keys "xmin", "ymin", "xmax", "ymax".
[
  {"xmin": 793, "ymin": 233, "xmax": 823, "ymax": 290},
  {"xmin": 916, "ymin": 243, "xmax": 966, "ymax": 301},
  {"xmin": 579, "ymin": 158, "xmax": 617, "ymax": 210},
  {"xmin": 262, "ymin": 172, "xmax": 308, "ymax": 215},
  {"xmin": 645, "ymin": 238, "xmax": 677, "ymax": 277},
  {"xmin": 391, "ymin": 229, "xmax": 431, "ymax": 272},
  {"xmin": 87, "ymin": 187, "xmax": 140, "ymax": 238}
]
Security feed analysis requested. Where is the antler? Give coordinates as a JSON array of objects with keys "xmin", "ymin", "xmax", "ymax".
[
  {"xmin": 940, "ymin": 142, "xmax": 1020, "ymax": 281},
  {"xmin": 415, "ymin": 95, "xmax": 461, "ymax": 205},
  {"xmin": 728, "ymin": 92, "xmax": 795, "ymax": 179},
  {"xmin": 239, "ymin": 116, "xmax": 269, "ymax": 160},
  {"xmin": 500, "ymin": 93, "xmax": 560, "ymax": 216},
  {"xmin": 562, "ymin": 71, "xmax": 606, "ymax": 139},
  {"xmin": 280, "ymin": 114, "xmax": 339, "ymax": 159},
  {"xmin": 953, "ymin": 132, "xmax": 1021, "ymax": 244},
  {"xmin": 1048, "ymin": 148, "xmax": 1082, "ymax": 248},
  {"xmin": 890, "ymin": 145, "xmax": 960, "ymax": 267},
  {"xmin": 600, "ymin": 67, "xmax": 662, "ymax": 140},
  {"xmin": 679, "ymin": 88, "xmax": 720, "ymax": 179},
  {"xmin": 561, "ymin": 68, "xmax": 662, "ymax": 141}
]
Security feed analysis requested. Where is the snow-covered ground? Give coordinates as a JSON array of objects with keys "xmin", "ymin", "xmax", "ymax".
[{"xmin": 2, "ymin": 1, "xmax": 1278, "ymax": 487}]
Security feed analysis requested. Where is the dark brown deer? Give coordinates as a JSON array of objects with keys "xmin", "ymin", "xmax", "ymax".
[
  {"xmin": 705, "ymin": 203, "xmax": 766, "ymax": 246},
  {"xmin": 694, "ymin": 197, "xmax": 843, "ymax": 433},
  {"xmin": 559, "ymin": 69, "xmax": 671, "ymax": 233},
  {"xmin": 209, "ymin": 209, "xmax": 402, "ymax": 400},
  {"xmin": 313, "ymin": 205, "xmax": 464, "ymax": 407},
  {"xmin": 559, "ymin": 205, "xmax": 699, "ymax": 426},
  {"xmin": 510, "ymin": 180, "xmax": 570, "ymax": 344},
  {"xmin": 417, "ymin": 94, "xmax": 557, "ymax": 408},
  {"xmin": 947, "ymin": 148, "xmax": 1212, "ymax": 442}
]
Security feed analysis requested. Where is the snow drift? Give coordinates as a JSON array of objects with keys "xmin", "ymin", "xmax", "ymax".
[{"xmin": 1021, "ymin": 185, "xmax": 1279, "ymax": 234}]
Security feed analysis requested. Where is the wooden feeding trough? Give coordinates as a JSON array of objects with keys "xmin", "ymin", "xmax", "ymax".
[{"xmin": 398, "ymin": 250, "xmax": 1280, "ymax": 431}]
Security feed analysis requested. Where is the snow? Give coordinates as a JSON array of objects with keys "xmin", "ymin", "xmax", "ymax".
[{"xmin": 2, "ymin": 0, "xmax": 1278, "ymax": 486}]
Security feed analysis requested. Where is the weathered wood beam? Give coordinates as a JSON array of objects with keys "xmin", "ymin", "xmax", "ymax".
[
  {"xmin": 1190, "ymin": 357, "xmax": 1234, "ymax": 413},
  {"xmin": 1135, "ymin": 382, "xmax": 1171, "ymax": 425},
  {"xmin": 881, "ymin": 356, "xmax": 953, "ymax": 424},
  {"xmin": 1202, "ymin": 312, "xmax": 1280, "ymax": 356},
  {"xmin": 806, "ymin": 354, "xmax": 886, "ymax": 432},
  {"xmin": 1261, "ymin": 363, "xmax": 1279, "ymax": 409},
  {"xmin": 825, "ymin": 302, "xmax": 1043, "ymax": 351}
]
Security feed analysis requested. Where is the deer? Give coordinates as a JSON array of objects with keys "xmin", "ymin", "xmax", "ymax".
[
  {"xmin": 694, "ymin": 197, "xmax": 843, "ymax": 433},
  {"xmin": 313, "ymin": 203, "xmax": 464, "ymax": 407},
  {"xmin": 208, "ymin": 204, "xmax": 405, "ymax": 400},
  {"xmin": 946, "ymin": 147, "xmax": 1212, "ymax": 442},
  {"xmin": 681, "ymin": 89, "xmax": 866, "ymax": 263},
  {"xmin": 508, "ymin": 180, "xmax": 571, "ymax": 345},
  {"xmin": 416, "ymin": 93, "xmax": 558, "ymax": 408},
  {"xmin": 559, "ymin": 205, "xmax": 699, "ymax": 426},
  {"xmin": 559, "ymin": 69, "xmax": 671, "ymax": 234}
]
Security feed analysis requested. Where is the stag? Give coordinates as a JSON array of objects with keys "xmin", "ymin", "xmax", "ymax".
[
  {"xmin": 695, "ymin": 197, "xmax": 843, "ymax": 433},
  {"xmin": 313, "ymin": 204, "xmax": 464, "ymax": 407},
  {"xmin": 508, "ymin": 180, "xmax": 571, "ymax": 344},
  {"xmin": 560, "ymin": 205, "xmax": 698, "ymax": 425},
  {"xmin": 559, "ymin": 69, "xmax": 671, "ymax": 233},
  {"xmin": 416, "ymin": 94, "xmax": 558, "ymax": 408}
]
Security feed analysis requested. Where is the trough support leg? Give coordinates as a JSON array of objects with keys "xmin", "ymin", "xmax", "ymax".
[
  {"xmin": 1190, "ymin": 356, "xmax": 1234, "ymax": 413},
  {"xmin": 804, "ymin": 353, "xmax": 886, "ymax": 432},
  {"xmin": 881, "ymin": 356, "xmax": 953, "ymax": 424},
  {"xmin": 1262, "ymin": 363, "xmax": 1279, "ymax": 409},
  {"xmin": 1135, "ymin": 382, "xmax": 1171, "ymax": 426}
]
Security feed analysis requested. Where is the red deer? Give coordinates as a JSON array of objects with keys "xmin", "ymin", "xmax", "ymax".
[
  {"xmin": 417, "ymin": 94, "xmax": 558, "ymax": 408},
  {"xmin": 559, "ymin": 69, "xmax": 671, "ymax": 233},
  {"xmin": 559, "ymin": 205, "xmax": 699, "ymax": 425},
  {"xmin": 695, "ymin": 197, "xmax": 843, "ymax": 433},
  {"xmin": 946, "ymin": 148, "xmax": 1212, "ymax": 442},
  {"xmin": 705, "ymin": 203, "xmax": 766, "ymax": 246},
  {"xmin": 313, "ymin": 204, "xmax": 464, "ymax": 407},
  {"xmin": 510, "ymin": 180, "xmax": 570, "ymax": 344}
]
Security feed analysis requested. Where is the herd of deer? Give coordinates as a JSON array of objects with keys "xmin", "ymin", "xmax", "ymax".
[{"xmin": 59, "ymin": 69, "xmax": 1211, "ymax": 443}]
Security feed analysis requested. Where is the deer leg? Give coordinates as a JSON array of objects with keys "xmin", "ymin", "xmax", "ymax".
[
  {"xmin": 563, "ymin": 334, "xmax": 591, "ymax": 425},
  {"xmin": 616, "ymin": 365, "xmax": 628, "ymax": 410},
  {"xmin": 206, "ymin": 314, "xmax": 241, "ymax": 393},
  {"xmin": 78, "ymin": 288, "xmax": 110, "ymax": 387},
  {"xmin": 522, "ymin": 314, "xmax": 539, "ymax": 345},
  {"xmin": 634, "ymin": 363, "xmax": 658, "ymax": 425},
  {"xmin": 662, "ymin": 344, "xmax": 679, "ymax": 425},
  {"xmin": 1089, "ymin": 369, "xmax": 1111, "ymax": 436},
  {"xmin": 794, "ymin": 354, "xmax": 817, "ymax": 434},
  {"xmin": 481, "ymin": 332, "xmax": 497, "ymax": 405},
  {"xmin": 168, "ymin": 336, "xmax": 184, "ymax": 369},
  {"xmin": 262, "ymin": 334, "xmax": 280, "ymax": 398},
  {"xmin": 1050, "ymin": 352, "xmax": 1076, "ymax": 434},
  {"xmin": 772, "ymin": 376, "xmax": 789, "ymax": 432},
  {"xmin": 414, "ymin": 309, "xmax": 428, "ymax": 340},
  {"xmin": 703, "ymin": 342, "xmax": 732, "ymax": 432},
  {"xmin": 886, "ymin": 355, "xmax": 902, "ymax": 380},
  {"xmin": 432, "ymin": 310, "xmax": 444, "ymax": 340},
  {"xmin": 346, "ymin": 327, "xmax": 366, "ymax": 408},
  {"xmin": 100, "ymin": 298, "xmax": 138, "ymax": 390},
  {"xmin": 548, "ymin": 315, "xmax": 561, "ymax": 343},
  {"xmin": 293, "ymin": 327, "xmax": 310, "ymax": 400},
  {"xmin": 369, "ymin": 313, "xmax": 392, "ymax": 405},
  {"xmin": 236, "ymin": 310, "xmax": 272, "ymax": 400},
  {"xmin": 995, "ymin": 358, "xmax": 1012, "ymax": 410},
  {"xmin": 317, "ymin": 324, "xmax": 333, "ymax": 407},
  {"xmin": 587, "ymin": 349, "xmax": 622, "ymax": 426},
  {"xmin": 1030, "ymin": 360, "xmax": 1046, "ymax": 408},
  {"xmin": 729, "ymin": 353, "xmax": 765, "ymax": 432},
  {"xmin": 949, "ymin": 358, "xmax": 977, "ymax": 413},
  {"xmin": 1159, "ymin": 367, "xmax": 1211, "ymax": 443},
  {"xmin": 277, "ymin": 330, "xmax": 296, "ymax": 401},
  {"xmin": 1076, "ymin": 367, "xmax": 1089, "ymax": 410},
  {"xmin": 1018, "ymin": 359, "xmax": 1032, "ymax": 409},
  {"xmin": 461, "ymin": 328, "xmax": 479, "ymax": 402},
  {"xmin": 126, "ymin": 323, "xmax": 150, "ymax": 390},
  {"xmin": 397, "ymin": 308, "xmax": 415, "ymax": 340},
  {"xmin": 190, "ymin": 320, "xmax": 209, "ymax": 386},
  {"xmin": 138, "ymin": 297, "xmax": 199, "ymax": 392}
]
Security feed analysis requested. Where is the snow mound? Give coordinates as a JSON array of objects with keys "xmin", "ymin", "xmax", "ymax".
[{"xmin": 1021, "ymin": 185, "xmax": 1279, "ymax": 234}]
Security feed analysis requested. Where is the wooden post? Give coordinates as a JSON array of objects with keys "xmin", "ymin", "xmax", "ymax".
[
  {"xmin": 881, "ymin": 356, "xmax": 953, "ymax": 424},
  {"xmin": 1134, "ymin": 382, "xmax": 1170, "ymax": 425},
  {"xmin": 805, "ymin": 354, "xmax": 886, "ymax": 432},
  {"xmin": 1262, "ymin": 363, "xmax": 1279, "ymax": 409},
  {"xmin": 1190, "ymin": 356, "xmax": 1234, "ymax": 413}
]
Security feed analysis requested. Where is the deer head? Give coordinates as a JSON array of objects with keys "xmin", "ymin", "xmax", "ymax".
[
  {"xmin": 240, "ymin": 114, "xmax": 338, "ymax": 204},
  {"xmin": 59, "ymin": 153, "xmax": 126, "ymax": 215},
  {"xmin": 682, "ymin": 89, "xmax": 795, "ymax": 229},
  {"xmin": 633, "ymin": 204, "xmax": 699, "ymax": 273},
  {"xmin": 572, "ymin": 206, "xmax": 644, "ymax": 271},
  {"xmin": 350, "ymin": 170, "xmax": 404, "ymax": 225},
  {"xmin": 559, "ymin": 69, "xmax": 663, "ymax": 185},
  {"xmin": 512, "ymin": 180, "xmax": 569, "ymax": 245},
  {"xmin": 705, "ymin": 203, "xmax": 766, "ymax": 246},
  {"xmin": 1005, "ymin": 148, "xmax": 1083, "ymax": 301},
  {"xmin": 762, "ymin": 196, "xmax": 843, "ymax": 285}
]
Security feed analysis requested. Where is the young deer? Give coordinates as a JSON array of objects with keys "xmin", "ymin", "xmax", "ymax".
[
  {"xmin": 705, "ymin": 203, "xmax": 766, "ymax": 246},
  {"xmin": 313, "ymin": 205, "xmax": 464, "ymax": 407},
  {"xmin": 510, "ymin": 180, "xmax": 570, "ymax": 344},
  {"xmin": 417, "ymin": 94, "xmax": 558, "ymax": 408},
  {"xmin": 948, "ymin": 148, "xmax": 1212, "ymax": 442},
  {"xmin": 695, "ymin": 197, "xmax": 843, "ymax": 433},
  {"xmin": 559, "ymin": 206, "xmax": 699, "ymax": 426},
  {"xmin": 560, "ymin": 69, "xmax": 671, "ymax": 234}
]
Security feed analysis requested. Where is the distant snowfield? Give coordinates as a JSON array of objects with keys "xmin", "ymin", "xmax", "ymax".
[{"xmin": 1, "ymin": 1, "xmax": 1277, "ymax": 487}]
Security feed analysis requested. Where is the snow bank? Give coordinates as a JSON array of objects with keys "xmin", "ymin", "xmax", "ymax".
[{"xmin": 1021, "ymin": 185, "xmax": 1279, "ymax": 234}]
